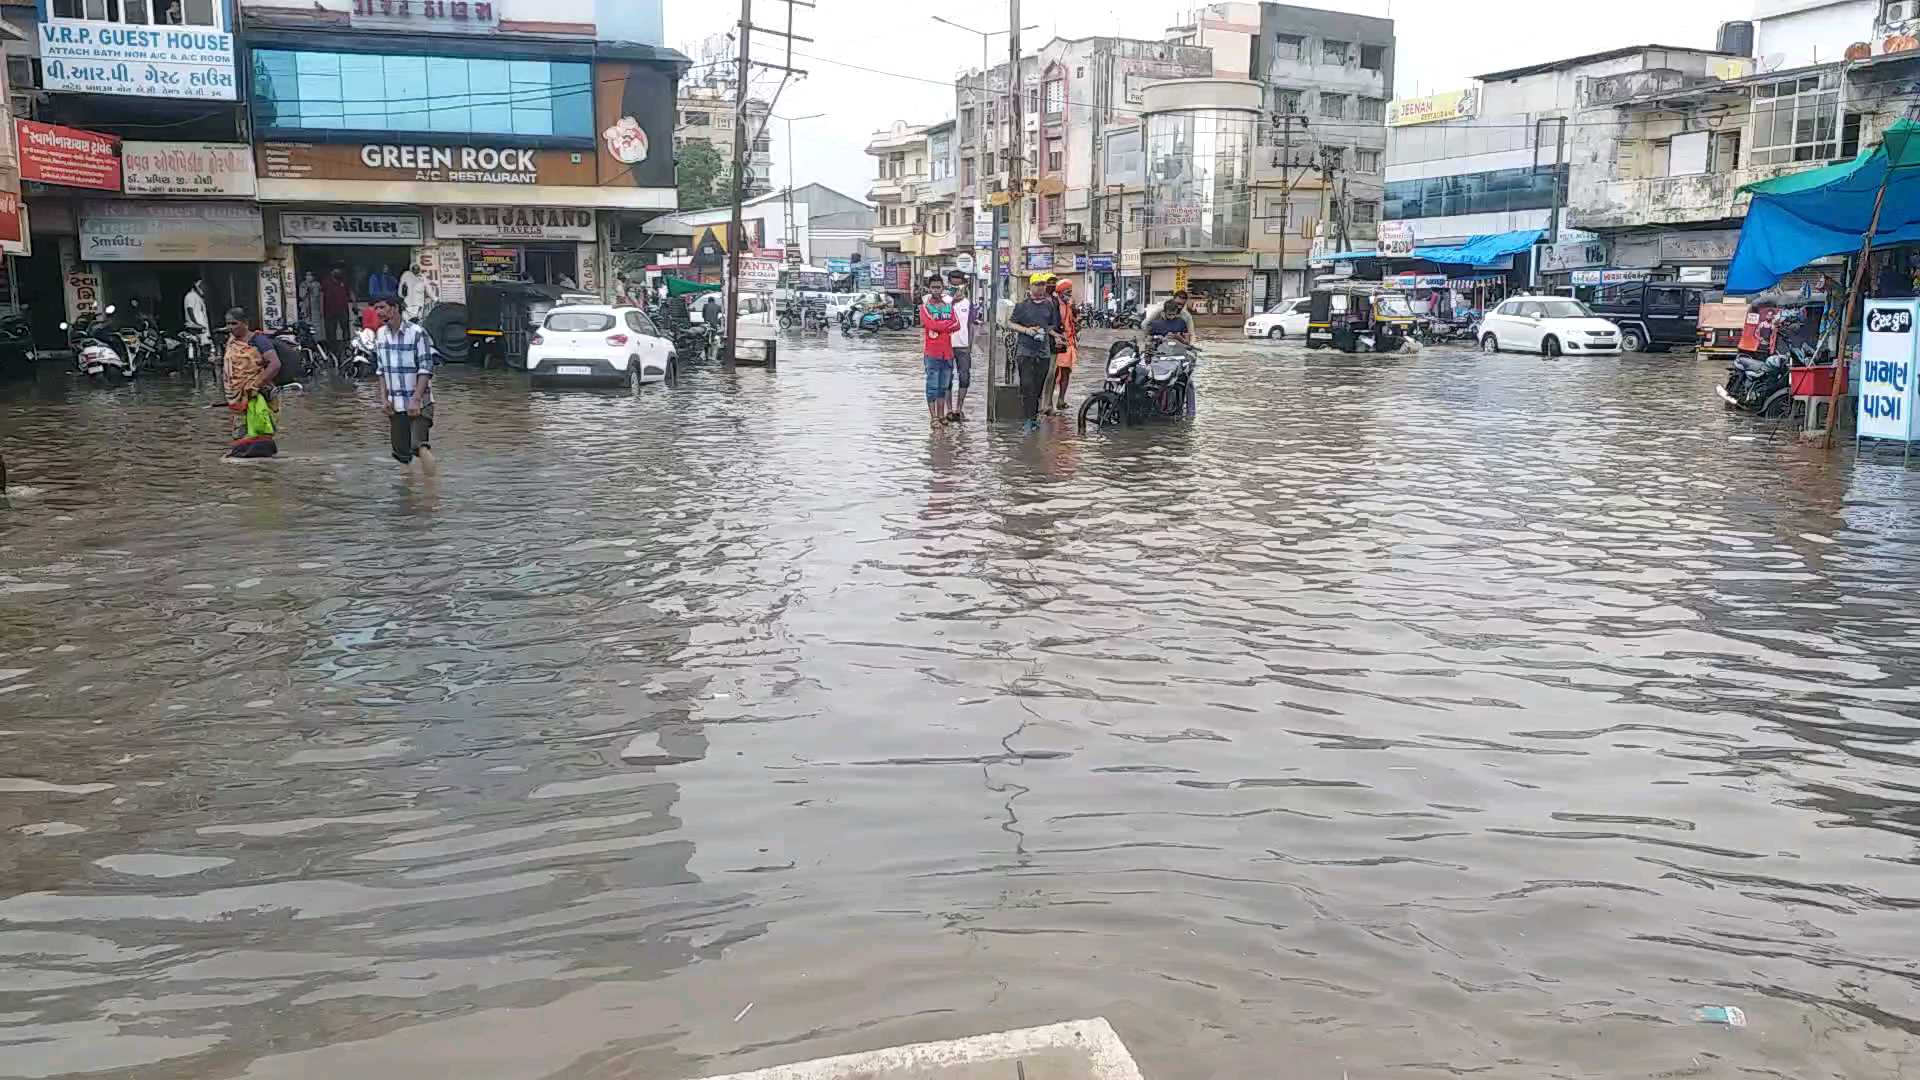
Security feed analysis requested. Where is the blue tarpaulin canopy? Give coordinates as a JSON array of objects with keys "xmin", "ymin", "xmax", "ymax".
[
  {"xmin": 1313, "ymin": 228, "xmax": 1544, "ymax": 267},
  {"xmin": 1726, "ymin": 119, "xmax": 1920, "ymax": 293},
  {"xmin": 1408, "ymin": 229, "xmax": 1545, "ymax": 266}
]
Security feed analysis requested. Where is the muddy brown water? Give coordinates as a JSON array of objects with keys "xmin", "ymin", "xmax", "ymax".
[{"xmin": 2, "ymin": 336, "xmax": 1918, "ymax": 1080}]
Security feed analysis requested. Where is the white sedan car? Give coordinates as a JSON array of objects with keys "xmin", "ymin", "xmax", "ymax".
[
  {"xmin": 526, "ymin": 305, "xmax": 676, "ymax": 387},
  {"xmin": 1478, "ymin": 295, "xmax": 1622, "ymax": 357},
  {"xmin": 1245, "ymin": 297, "xmax": 1311, "ymax": 339}
]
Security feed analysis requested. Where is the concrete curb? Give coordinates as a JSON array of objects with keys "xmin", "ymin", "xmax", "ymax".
[{"xmin": 691, "ymin": 1017, "xmax": 1145, "ymax": 1079}]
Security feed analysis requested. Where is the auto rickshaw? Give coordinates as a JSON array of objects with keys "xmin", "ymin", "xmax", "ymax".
[{"xmin": 1305, "ymin": 282, "xmax": 1417, "ymax": 353}]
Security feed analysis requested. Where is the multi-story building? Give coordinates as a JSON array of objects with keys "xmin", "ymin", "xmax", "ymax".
[
  {"xmin": 1569, "ymin": 7, "xmax": 1920, "ymax": 291},
  {"xmin": 1165, "ymin": 3, "xmax": 1394, "ymax": 302},
  {"xmin": 674, "ymin": 84, "xmax": 773, "ymax": 200},
  {"xmin": 959, "ymin": 36, "xmax": 1213, "ymax": 301},
  {"xmin": 7, "ymin": 0, "xmax": 683, "ymax": 349},
  {"xmin": 1372, "ymin": 44, "xmax": 1730, "ymax": 300},
  {"xmin": 1139, "ymin": 77, "xmax": 1262, "ymax": 320},
  {"xmin": 866, "ymin": 120, "xmax": 932, "ymax": 291}
]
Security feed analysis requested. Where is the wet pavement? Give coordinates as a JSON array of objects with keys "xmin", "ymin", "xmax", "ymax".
[{"xmin": 2, "ymin": 332, "xmax": 1919, "ymax": 1080}]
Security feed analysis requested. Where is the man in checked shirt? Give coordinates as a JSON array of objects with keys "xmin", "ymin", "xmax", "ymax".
[{"xmin": 372, "ymin": 295, "xmax": 436, "ymax": 470}]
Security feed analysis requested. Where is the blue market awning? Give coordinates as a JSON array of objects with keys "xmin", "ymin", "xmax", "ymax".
[
  {"xmin": 1311, "ymin": 229, "xmax": 1544, "ymax": 267},
  {"xmin": 1726, "ymin": 121, "xmax": 1920, "ymax": 293},
  {"xmin": 1409, "ymin": 228, "xmax": 1545, "ymax": 266}
]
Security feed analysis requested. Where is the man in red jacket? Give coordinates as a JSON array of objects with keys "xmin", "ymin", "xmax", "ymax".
[{"xmin": 919, "ymin": 276, "xmax": 960, "ymax": 426}]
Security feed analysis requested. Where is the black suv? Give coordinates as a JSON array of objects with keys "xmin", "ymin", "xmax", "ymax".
[{"xmin": 1586, "ymin": 281, "xmax": 1707, "ymax": 352}]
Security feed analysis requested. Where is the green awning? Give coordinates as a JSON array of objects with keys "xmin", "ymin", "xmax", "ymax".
[{"xmin": 664, "ymin": 276, "xmax": 721, "ymax": 295}]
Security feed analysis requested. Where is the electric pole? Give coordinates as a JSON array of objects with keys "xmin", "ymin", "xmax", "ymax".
[
  {"xmin": 996, "ymin": 0, "xmax": 1023, "ymax": 410},
  {"xmin": 721, "ymin": 0, "xmax": 810, "ymax": 366},
  {"xmin": 1276, "ymin": 112, "xmax": 1299, "ymax": 297}
]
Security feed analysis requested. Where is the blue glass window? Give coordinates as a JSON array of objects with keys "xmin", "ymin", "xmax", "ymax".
[
  {"xmin": 252, "ymin": 49, "xmax": 593, "ymax": 139},
  {"xmin": 1383, "ymin": 165, "xmax": 1568, "ymax": 222}
]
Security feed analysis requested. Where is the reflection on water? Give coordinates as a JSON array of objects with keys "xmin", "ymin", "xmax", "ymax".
[{"xmin": 2, "ymin": 339, "xmax": 1919, "ymax": 1080}]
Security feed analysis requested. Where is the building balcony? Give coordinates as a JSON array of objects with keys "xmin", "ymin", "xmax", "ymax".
[
  {"xmin": 873, "ymin": 222, "xmax": 916, "ymax": 247},
  {"xmin": 920, "ymin": 176, "xmax": 956, "ymax": 202},
  {"xmin": 1572, "ymin": 161, "xmax": 1817, "ymax": 231}
]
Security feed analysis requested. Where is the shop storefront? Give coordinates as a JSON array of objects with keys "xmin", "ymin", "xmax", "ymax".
[{"xmin": 80, "ymin": 201, "xmax": 265, "ymax": 323}]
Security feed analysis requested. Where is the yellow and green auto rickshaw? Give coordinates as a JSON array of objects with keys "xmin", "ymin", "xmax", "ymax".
[{"xmin": 1305, "ymin": 282, "xmax": 1417, "ymax": 353}]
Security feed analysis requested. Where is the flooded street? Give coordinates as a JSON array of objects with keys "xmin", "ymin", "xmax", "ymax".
[{"xmin": 3, "ymin": 334, "xmax": 1920, "ymax": 1080}]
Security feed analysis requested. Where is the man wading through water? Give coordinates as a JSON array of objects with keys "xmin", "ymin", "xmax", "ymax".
[
  {"xmin": 373, "ymin": 295, "xmax": 436, "ymax": 470},
  {"xmin": 1009, "ymin": 273, "xmax": 1063, "ymax": 433}
]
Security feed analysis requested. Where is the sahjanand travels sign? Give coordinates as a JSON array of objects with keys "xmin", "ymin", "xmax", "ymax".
[
  {"xmin": 1387, "ymin": 88, "xmax": 1480, "ymax": 127},
  {"xmin": 35, "ymin": 1, "xmax": 237, "ymax": 101},
  {"xmin": 430, "ymin": 206, "xmax": 595, "ymax": 241}
]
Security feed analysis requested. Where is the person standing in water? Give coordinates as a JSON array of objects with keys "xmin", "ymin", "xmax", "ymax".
[
  {"xmin": 372, "ymin": 295, "xmax": 436, "ymax": 470},
  {"xmin": 222, "ymin": 308, "xmax": 282, "ymax": 457},
  {"xmin": 918, "ymin": 278, "xmax": 960, "ymax": 427}
]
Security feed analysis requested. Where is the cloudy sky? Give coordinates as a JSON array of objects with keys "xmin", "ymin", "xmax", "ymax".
[{"xmin": 665, "ymin": 0, "xmax": 1752, "ymax": 200}]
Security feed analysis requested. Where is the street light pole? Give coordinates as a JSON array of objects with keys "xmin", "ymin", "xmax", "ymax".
[
  {"xmin": 774, "ymin": 111, "xmax": 824, "ymax": 265},
  {"xmin": 932, "ymin": 14, "xmax": 1036, "ymax": 422}
]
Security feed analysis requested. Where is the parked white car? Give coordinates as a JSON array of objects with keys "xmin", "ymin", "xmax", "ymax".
[
  {"xmin": 1245, "ymin": 297, "xmax": 1311, "ymax": 339},
  {"xmin": 526, "ymin": 305, "xmax": 676, "ymax": 387},
  {"xmin": 1478, "ymin": 295, "xmax": 1623, "ymax": 357}
]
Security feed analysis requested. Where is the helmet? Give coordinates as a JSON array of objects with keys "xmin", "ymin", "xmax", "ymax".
[{"xmin": 1028, "ymin": 271, "xmax": 1055, "ymax": 283}]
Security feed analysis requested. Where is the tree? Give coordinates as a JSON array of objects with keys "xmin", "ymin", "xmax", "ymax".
[{"xmin": 677, "ymin": 142, "xmax": 727, "ymax": 211}]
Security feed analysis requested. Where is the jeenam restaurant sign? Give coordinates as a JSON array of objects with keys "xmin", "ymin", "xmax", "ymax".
[
  {"xmin": 430, "ymin": 206, "xmax": 595, "ymax": 241},
  {"xmin": 258, "ymin": 142, "xmax": 594, "ymax": 187}
]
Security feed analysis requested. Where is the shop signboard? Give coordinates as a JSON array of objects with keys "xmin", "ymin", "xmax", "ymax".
[
  {"xmin": 824, "ymin": 258, "xmax": 852, "ymax": 274},
  {"xmin": 1120, "ymin": 247, "xmax": 1141, "ymax": 272},
  {"xmin": 17, "ymin": 120, "xmax": 120, "ymax": 192},
  {"xmin": 1387, "ymin": 88, "xmax": 1479, "ymax": 127},
  {"xmin": 1090, "ymin": 253, "xmax": 1115, "ymax": 272},
  {"xmin": 79, "ymin": 201, "xmax": 264, "ymax": 262},
  {"xmin": 1023, "ymin": 247, "xmax": 1053, "ymax": 273},
  {"xmin": 258, "ymin": 142, "xmax": 595, "ymax": 187},
  {"xmin": 259, "ymin": 252, "xmax": 294, "ymax": 328},
  {"xmin": 59, "ymin": 237, "xmax": 99, "ymax": 323},
  {"xmin": 280, "ymin": 211, "xmax": 424, "ymax": 245},
  {"xmin": 955, "ymin": 253, "xmax": 975, "ymax": 274},
  {"xmin": 1571, "ymin": 268, "xmax": 1654, "ymax": 286},
  {"xmin": 121, "ymin": 142, "xmax": 257, "ymax": 197},
  {"xmin": 420, "ymin": 239, "xmax": 465, "ymax": 305},
  {"xmin": 1376, "ymin": 220, "xmax": 1414, "ymax": 258},
  {"xmin": 1540, "ymin": 229, "xmax": 1605, "ymax": 272},
  {"xmin": 0, "ymin": 192, "xmax": 24, "ymax": 252},
  {"xmin": 36, "ymin": 4, "xmax": 237, "ymax": 101},
  {"xmin": 974, "ymin": 210, "xmax": 993, "ymax": 246},
  {"xmin": 593, "ymin": 61, "xmax": 678, "ymax": 190},
  {"xmin": 1858, "ymin": 298, "xmax": 1920, "ymax": 444},
  {"xmin": 1678, "ymin": 266, "xmax": 1714, "ymax": 284},
  {"xmin": 740, "ymin": 258, "xmax": 780, "ymax": 289},
  {"xmin": 1051, "ymin": 250, "xmax": 1076, "ymax": 271},
  {"xmin": 349, "ymin": 0, "xmax": 500, "ymax": 31},
  {"xmin": 577, "ymin": 245, "xmax": 600, "ymax": 295},
  {"xmin": 467, "ymin": 245, "xmax": 524, "ymax": 282},
  {"xmin": 430, "ymin": 206, "xmax": 595, "ymax": 241}
]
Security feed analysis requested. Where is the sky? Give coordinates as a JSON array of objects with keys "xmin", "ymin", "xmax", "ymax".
[{"xmin": 664, "ymin": 0, "xmax": 1754, "ymax": 201}]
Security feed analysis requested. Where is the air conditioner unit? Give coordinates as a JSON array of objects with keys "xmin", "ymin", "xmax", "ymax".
[
  {"xmin": 1888, "ymin": 1, "xmax": 1919, "ymax": 24},
  {"xmin": 1061, "ymin": 222, "xmax": 1084, "ymax": 242}
]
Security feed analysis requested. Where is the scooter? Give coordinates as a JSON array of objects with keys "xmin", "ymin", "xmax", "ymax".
[
  {"xmin": 345, "ymin": 326, "xmax": 378, "ymax": 378},
  {"xmin": 1716, "ymin": 342, "xmax": 1809, "ymax": 418},
  {"xmin": 63, "ymin": 306, "xmax": 135, "ymax": 382}
]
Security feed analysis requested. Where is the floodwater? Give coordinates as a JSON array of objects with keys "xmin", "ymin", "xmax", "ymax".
[{"xmin": 2, "ymin": 334, "xmax": 1919, "ymax": 1080}]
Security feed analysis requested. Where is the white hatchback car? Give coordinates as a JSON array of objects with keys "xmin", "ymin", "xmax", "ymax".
[
  {"xmin": 1478, "ymin": 295, "xmax": 1623, "ymax": 357},
  {"xmin": 1245, "ymin": 297, "xmax": 1311, "ymax": 340},
  {"xmin": 526, "ymin": 305, "xmax": 676, "ymax": 387}
]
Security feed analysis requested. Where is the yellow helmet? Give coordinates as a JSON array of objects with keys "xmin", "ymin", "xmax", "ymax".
[{"xmin": 1028, "ymin": 270, "xmax": 1055, "ymax": 283}]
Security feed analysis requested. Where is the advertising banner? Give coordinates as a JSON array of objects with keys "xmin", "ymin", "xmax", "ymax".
[
  {"xmin": 1387, "ymin": 88, "xmax": 1480, "ymax": 127},
  {"xmin": 1859, "ymin": 298, "xmax": 1920, "ymax": 443},
  {"xmin": 59, "ymin": 236, "xmax": 99, "ymax": 322},
  {"xmin": 17, "ymin": 120, "xmax": 120, "ymax": 191},
  {"xmin": 467, "ymin": 245, "xmax": 524, "ymax": 282},
  {"xmin": 740, "ymin": 258, "xmax": 780, "ymax": 288},
  {"xmin": 1376, "ymin": 220, "xmax": 1415, "ymax": 258},
  {"xmin": 593, "ymin": 60, "xmax": 677, "ymax": 189},
  {"xmin": 258, "ymin": 142, "xmax": 594, "ymax": 187},
  {"xmin": 430, "ymin": 206, "xmax": 595, "ymax": 241},
  {"xmin": 280, "ymin": 211, "xmax": 424, "ymax": 245},
  {"xmin": 121, "ymin": 142, "xmax": 256, "ymax": 197},
  {"xmin": 36, "ymin": 8, "xmax": 237, "ymax": 101},
  {"xmin": 349, "ymin": 0, "xmax": 499, "ymax": 31},
  {"xmin": 80, "ymin": 202, "xmax": 264, "ymax": 262},
  {"xmin": 0, "ymin": 191, "xmax": 24, "ymax": 251}
]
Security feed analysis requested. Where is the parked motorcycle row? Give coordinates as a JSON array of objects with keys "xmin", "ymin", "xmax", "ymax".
[
  {"xmin": 56, "ymin": 307, "xmax": 356, "ymax": 385},
  {"xmin": 1073, "ymin": 302, "xmax": 1144, "ymax": 331}
]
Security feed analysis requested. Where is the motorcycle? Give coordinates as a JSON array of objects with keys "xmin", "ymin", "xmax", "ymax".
[
  {"xmin": 266, "ymin": 321, "xmax": 327, "ymax": 384},
  {"xmin": 345, "ymin": 327, "xmax": 378, "ymax": 378},
  {"xmin": 800, "ymin": 302, "xmax": 831, "ymax": 332},
  {"xmin": 63, "ymin": 306, "xmax": 136, "ymax": 382},
  {"xmin": 1078, "ymin": 337, "xmax": 1199, "ymax": 433},
  {"xmin": 857, "ymin": 308, "xmax": 910, "ymax": 334},
  {"xmin": 1716, "ymin": 342, "xmax": 1811, "ymax": 417}
]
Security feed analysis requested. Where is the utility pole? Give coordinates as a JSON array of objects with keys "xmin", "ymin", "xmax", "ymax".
[
  {"xmin": 1277, "ymin": 113, "xmax": 1297, "ymax": 297},
  {"xmin": 1538, "ymin": 116, "xmax": 1567, "ymax": 244},
  {"xmin": 1005, "ymin": 0, "xmax": 1024, "ymax": 398},
  {"xmin": 721, "ymin": 0, "xmax": 810, "ymax": 366}
]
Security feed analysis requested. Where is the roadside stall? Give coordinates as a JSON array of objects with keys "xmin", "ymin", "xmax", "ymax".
[{"xmin": 1726, "ymin": 120, "xmax": 1920, "ymax": 439}]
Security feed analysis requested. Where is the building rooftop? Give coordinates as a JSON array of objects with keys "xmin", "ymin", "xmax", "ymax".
[{"xmin": 1475, "ymin": 44, "xmax": 1734, "ymax": 83}]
